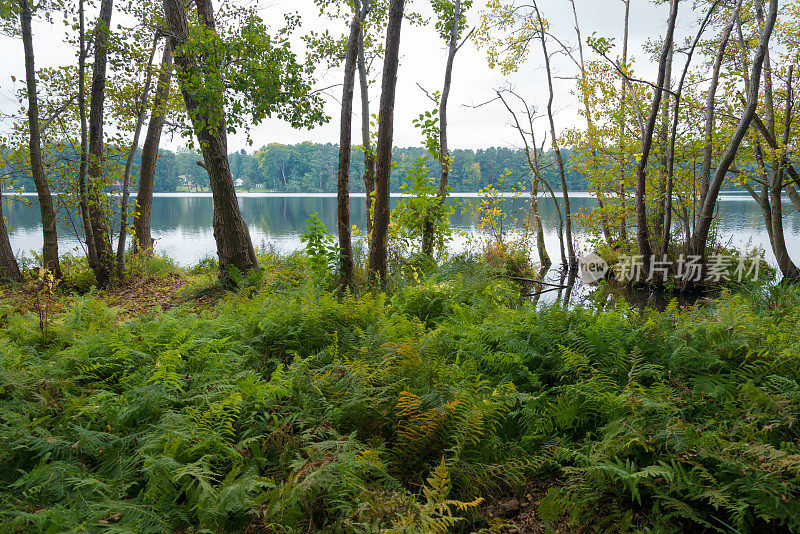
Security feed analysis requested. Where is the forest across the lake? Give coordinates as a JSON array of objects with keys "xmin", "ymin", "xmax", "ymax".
[
  {"xmin": 4, "ymin": 143, "xmax": 763, "ymax": 194},
  {"xmin": 4, "ymin": 144, "xmax": 596, "ymax": 193}
]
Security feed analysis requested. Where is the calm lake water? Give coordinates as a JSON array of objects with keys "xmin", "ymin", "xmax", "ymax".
[{"xmin": 4, "ymin": 192, "xmax": 799, "ymax": 269}]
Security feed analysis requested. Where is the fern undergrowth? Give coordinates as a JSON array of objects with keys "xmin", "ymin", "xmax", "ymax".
[{"xmin": 1, "ymin": 256, "xmax": 799, "ymax": 532}]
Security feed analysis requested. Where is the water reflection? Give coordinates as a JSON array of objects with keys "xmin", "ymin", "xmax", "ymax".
[{"xmin": 4, "ymin": 192, "xmax": 798, "ymax": 270}]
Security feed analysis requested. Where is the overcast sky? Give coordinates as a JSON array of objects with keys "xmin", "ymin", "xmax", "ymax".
[{"xmin": 0, "ymin": 0, "xmax": 699, "ymax": 152}]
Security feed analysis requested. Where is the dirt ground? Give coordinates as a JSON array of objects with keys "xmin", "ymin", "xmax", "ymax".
[{"xmin": 0, "ymin": 272, "xmax": 221, "ymax": 321}]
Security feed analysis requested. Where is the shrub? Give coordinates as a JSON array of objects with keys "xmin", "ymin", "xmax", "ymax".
[{"xmin": 60, "ymin": 253, "xmax": 98, "ymax": 292}]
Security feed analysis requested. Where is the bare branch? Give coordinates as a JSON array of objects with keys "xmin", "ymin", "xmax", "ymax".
[{"xmin": 415, "ymin": 82, "xmax": 437, "ymax": 103}]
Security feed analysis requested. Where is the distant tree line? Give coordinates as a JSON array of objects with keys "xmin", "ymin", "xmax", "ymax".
[
  {"xmin": 205, "ymin": 143, "xmax": 589, "ymax": 193},
  {"xmin": 3, "ymin": 143, "xmax": 591, "ymax": 194},
  {"xmin": 6, "ymin": 142, "xmax": 758, "ymax": 197}
]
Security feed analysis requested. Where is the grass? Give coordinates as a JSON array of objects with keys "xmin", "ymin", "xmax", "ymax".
[{"xmin": 0, "ymin": 252, "xmax": 799, "ymax": 532}]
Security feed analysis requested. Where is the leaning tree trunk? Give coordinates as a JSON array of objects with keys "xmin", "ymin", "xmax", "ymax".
[
  {"xmin": 661, "ymin": 2, "xmax": 717, "ymax": 258},
  {"xmin": 77, "ymin": 0, "xmax": 98, "ymax": 271},
  {"xmin": 634, "ymin": 0, "xmax": 678, "ymax": 273},
  {"xmin": 116, "ymin": 36, "xmax": 158, "ymax": 278},
  {"xmin": 356, "ymin": 3, "xmax": 375, "ymax": 238},
  {"xmin": 134, "ymin": 40, "xmax": 173, "ymax": 254},
  {"xmin": 422, "ymin": 0, "xmax": 465, "ymax": 257},
  {"xmin": 691, "ymin": 0, "xmax": 777, "ymax": 261},
  {"xmin": 368, "ymin": 0, "xmax": 405, "ymax": 286},
  {"xmin": 568, "ymin": 0, "xmax": 612, "ymax": 244},
  {"xmin": 20, "ymin": 0, "xmax": 61, "ymax": 279},
  {"xmin": 0, "ymin": 184, "xmax": 22, "ymax": 283},
  {"xmin": 337, "ymin": 1, "xmax": 369, "ymax": 291},
  {"xmin": 86, "ymin": 0, "xmax": 115, "ymax": 286},
  {"xmin": 533, "ymin": 0, "xmax": 575, "ymax": 269},
  {"xmin": 697, "ymin": 0, "xmax": 741, "ymax": 210},
  {"xmin": 164, "ymin": 0, "xmax": 257, "ymax": 277}
]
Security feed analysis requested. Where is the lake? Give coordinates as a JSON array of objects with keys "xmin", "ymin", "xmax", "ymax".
[{"xmin": 3, "ymin": 192, "xmax": 799, "ymax": 270}]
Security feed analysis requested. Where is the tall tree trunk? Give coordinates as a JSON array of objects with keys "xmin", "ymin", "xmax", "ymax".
[
  {"xmin": 19, "ymin": 0, "xmax": 61, "ymax": 279},
  {"xmin": 691, "ymin": 0, "xmax": 777, "ymax": 261},
  {"xmin": 533, "ymin": 1, "xmax": 575, "ymax": 269},
  {"xmin": 734, "ymin": 2, "xmax": 776, "ymax": 251},
  {"xmin": 164, "ymin": 0, "xmax": 257, "ymax": 277},
  {"xmin": 653, "ymin": 45, "xmax": 672, "ymax": 242},
  {"xmin": 786, "ymin": 184, "xmax": 800, "ymax": 213},
  {"xmin": 422, "ymin": 0, "xmax": 465, "ymax": 257},
  {"xmin": 134, "ymin": 40, "xmax": 173, "ymax": 254},
  {"xmin": 337, "ymin": 2, "xmax": 369, "ymax": 291},
  {"xmin": 770, "ymin": 65, "xmax": 800, "ymax": 281},
  {"xmin": 619, "ymin": 0, "xmax": 630, "ymax": 243},
  {"xmin": 634, "ymin": 0, "xmax": 678, "ymax": 273},
  {"xmin": 661, "ymin": 2, "xmax": 717, "ymax": 258},
  {"xmin": 698, "ymin": 0, "xmax": 741, "ymax": 211},
  {"xmin": 0, "ymin": 184, "xmax": 22, "ymax": 283},
  {"xmin": 77, "ymin": 0, "xmax": 98, "ymax": 272},
  {"xmin": 117, "ymin": 36, "xmax": 158, "ymax": 278},
  {"xmin": 746, "ymin": 142, "xmax": 775, "ymax": 250},
  {"xmin": 569, "ymin": 0, "xmax": 612, "ymax": 244},
  {"xmin": 357, "ymin": 23, "xmax": 375, "ymax": 237},
  {"xmin": 86, "ymin": 0, "xmax": 115, "ymax": 286},
  {"xmin": 496, "ymin": 89, "xmax": 550, "ymax": 267},
  {"xmin": 752, "ymin": 1, "xmax": 798, "ymax": 281},
  {"xmin": 368, "ymin": 0, "xmax": 405, "ymax": 286},
  {"xmin": 437, "ymin": 0, "xmax": 462, "ymax": 199}
]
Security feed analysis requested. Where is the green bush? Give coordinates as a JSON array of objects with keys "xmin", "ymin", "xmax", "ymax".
[{"xmin": 60, "ymin": 253, "xmax": 98, "ymax": 292}]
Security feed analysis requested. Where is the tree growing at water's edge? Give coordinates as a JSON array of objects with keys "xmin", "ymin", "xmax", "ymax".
[
  {"xmin": 163, "ymin": 0, "xmax": 327, "ymax": 279},
  {"xmin": 134, "ymin": 40, "xmax": 174, "ymax": 255},
  {"xmin": 335, "ymin": 0, "xmax": 371, "ymax": 292},
  {"xmin": 163, "ymin": 0, "xmax": 257, "ymax": 276},
  {"xmin": 369, "ymin": 0, "xmax": 405, "ymax": 286},
  {"xmin": 17, "ymin": 0, "xmax": 62, "ymax": 279}
]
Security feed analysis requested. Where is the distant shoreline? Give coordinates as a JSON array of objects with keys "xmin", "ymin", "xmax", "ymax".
[{"xmin": 3, "ymin": 190, "xmax": 759, "ymax": 199}]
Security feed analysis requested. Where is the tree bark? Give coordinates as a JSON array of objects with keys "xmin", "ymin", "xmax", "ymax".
[
  {"xmin": 749, "ymin": 142, "xmax": 775, "ymax": 250},
  {"xmin": 568, "ymin": 0, "xmax": 612, "ymax": 244},
  {"xmin": 86, "ymin": 0, "xmax": 115, "ymax": 286},
  {"xmin": 691, "ymin": 0, "xmax": 777, "ymax": 261},
  {"xmin": 77, "ymin": 0, "xmax": 98, "ymax": 272},
  {"xmin": 787, "ymin": 185, "xmax": 800, "ymax": 213},
  {"xmin": 164, "ymin": 0, "xmax": 258, "ymax": 277},
  {"xmin": 0, "ymin": 184, "xmax": 22, "ymax": 283},
  {"xmin": 357, "ymin": 22, "xmax": 375, "ymax": 237},
  {"xmin": 117, "ymin": 36, "xmax": 158, "ymax": 278},
  {"xmin": 698, "ymin": 0, "xmax": 741, "ymax": 208},
  {"xmin": 437, "ymin": 0, "xmax": 462, "ymax": 199},
  {"xmin": 661, "ymin": 2, "xmax": 718, "ymax": 258},
  {"xmin": 422, "ymin": 0, "xmax": 466, "ymax": 257},
  {"xmin": 19, "ymin": 0, "xmax": 61, "ymax": 279},
  {"xmin": 619, "ymin": 0, "xmax": 630, "ymax": 243},
  {"xmin": 532, "ymin": 0, "xmax": 575, "ymax": 269},
  {"xmin": 769, "ymin": 65, "xmax": 800, "ymax": 281},
  {"xmin": 337, "ymin": 2, "xmax": 369, "ymax": 291},
  {"xmin": 496, "ymin": 89, "xmax": 550, "ymax": 267},
  {"xmin": 134, "ymin": 40, "xmax": 173, "ymax": 254},
  {"xmin": 634, "ymin": 0, "xmax": 678, "ymax": 273},
  {"xmin": 653, "ymin": 45, "xmax": 672, "ymax": 242},
  {"xmin": 368, "ymin": 0, "xmax": 405, "ymax": 286}
]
